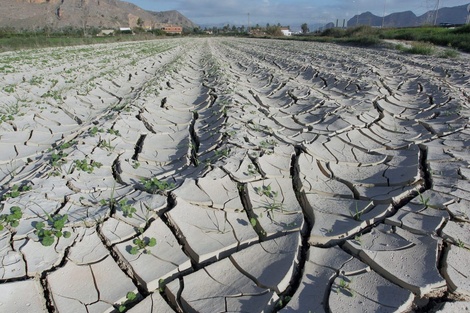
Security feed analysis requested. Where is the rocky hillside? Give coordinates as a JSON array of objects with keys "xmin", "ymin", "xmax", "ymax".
[
  {"xmin": 0, "ymin": 0, "xmax": 198, "ymax": 30},
  {"xmin": 348, "ymin": 3, "xmax": 469, "ymax": 27}
]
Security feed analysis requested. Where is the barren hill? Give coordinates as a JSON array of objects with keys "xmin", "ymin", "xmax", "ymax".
[
  {"xmin": 348, "ymin": 4, "xmax": 469, "ymax": 27},
  {"xmin": 0, "ymin": 0, "xmax": 197, "ymax": 30}
]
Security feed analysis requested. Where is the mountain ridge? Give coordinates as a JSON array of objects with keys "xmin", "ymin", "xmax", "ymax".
[
  {"xmin": 0, "ymin": 0, "xmax": 198, "ymax": 30},
  {"xmin": 348, "ymin": 4, "xmax": 470, "ymax": 28}
]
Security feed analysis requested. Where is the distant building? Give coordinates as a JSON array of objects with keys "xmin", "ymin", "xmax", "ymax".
[
  {"xmin": 280, "ymin": 27, "xmax": 292, "ymax": 36},
  {"xmin": 119, "ymin": 27, "xmax": 133, "ymax": 34},
  {"xmin": 162, "ymin": 26, "xmax": 183, "ymax": 34},
  {"xmin": 97, "ymin": 29, "xmax": 115, "ymax": 36}
]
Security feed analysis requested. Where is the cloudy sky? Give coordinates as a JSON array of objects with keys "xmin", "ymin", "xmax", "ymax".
[{"xmin": 128, "ymin": 0, "xmax": 470, "ymax": 27}]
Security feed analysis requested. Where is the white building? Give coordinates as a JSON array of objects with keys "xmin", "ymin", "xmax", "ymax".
[{"xmin": 280, "ymin": 27, "xmax": 292, "ymax": 36}]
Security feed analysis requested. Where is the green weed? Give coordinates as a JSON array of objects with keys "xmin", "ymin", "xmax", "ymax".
[
  {"xmin": 0, "ymin": 206, "xmax": 22, "ymax": 230},
  {"xmin": 141, "ymin": 177, "xmax": 175, "ymax": 194},
  {"xmin": 118, "ymin": 291, "xmax": 137, "ymax": 312},
  {"xmin": 73, "ymin": 159, "xmax": 102, "ymax": 173},
  {"xmin": 2, "ymin": 184, "xmax": 32, "ymax": 200},
  {"xmin": 34, "ymin": 213, "xmax": 71, "ymax": 246},
  {"xmin": 129, "ymin": 236, "xmax": 157, "ymax": 255}
]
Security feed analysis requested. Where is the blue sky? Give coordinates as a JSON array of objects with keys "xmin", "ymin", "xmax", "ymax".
[{"xmin": 128, "ymin": 0, "xmax": 470, "ymax": 27}]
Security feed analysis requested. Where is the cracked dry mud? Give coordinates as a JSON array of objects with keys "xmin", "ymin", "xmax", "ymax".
[{"xmin": 0, "ymin": 37, "xmax": 469, "ymax": 312}]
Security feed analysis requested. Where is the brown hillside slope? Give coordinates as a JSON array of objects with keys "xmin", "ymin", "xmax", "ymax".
[{"xmin": 0, "ymin": 0, "xmax": 197, "ymax": 30}]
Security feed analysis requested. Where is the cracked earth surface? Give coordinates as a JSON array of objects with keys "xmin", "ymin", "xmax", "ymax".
[{"xmin": 0, "ymin": 37, "xmax": 469, "ymax": 312}]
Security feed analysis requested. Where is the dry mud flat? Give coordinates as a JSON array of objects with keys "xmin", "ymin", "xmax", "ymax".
[{"xmin": 0, "ymin": 37, "xmax": 469, "ymax": 312}]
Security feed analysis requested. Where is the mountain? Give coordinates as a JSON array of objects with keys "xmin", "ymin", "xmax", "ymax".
[
  {"xmin": 347, "ymin": 3, "xmax": 469, "ymax": 28},
  {"xmin": 0, "ymin": 0, "xmax": 198, "ymax": 30}
]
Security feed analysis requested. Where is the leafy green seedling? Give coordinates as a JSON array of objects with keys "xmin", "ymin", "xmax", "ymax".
[
  {"xmin": 214, "ymin": 148, "xmax": 230, "ymax": 158},
  {"xmin": 417, "ymin": 191, "xmax": 430, "ymax": 206},
  {"xmin": 118, "ymin": 291, "xmax": 137, "ymax": 312},
  {"xmin": 247, "ymin": 164, "xmax": 259, "ymax": 176},
  {"xmin": 158, "ymin": 279, "xmax": 166, "ymax": 293},
  {"xmin": 34, "ymin": 213, "xmax": 71, "ymax": 246},
  {"xmin": 118, "ymin": 199, "xmax": 137, "ymax": 218},
  {"xmin": 350, "ymin": 202, "xmax": 363, "ymax": 221},
  {"xmin": 0, "ymin": 114, "xmax": 14, "ymax": 124},
  {"xmin": 255, "ymin": 184, "xmax": 278, "ymax": 199},
  {"xmin": 259, "ymin": 139, "xmax": 278, "ymax": 149},
  {"xmin": 73, "ymin": 159, "xmax": 102, "ymax": 173},
  {"xmin": 99, "ymin": 138, "xmax": 115, "ymax": 151},
  {"xmin": 129, "ymin": 236, "xmax": 156, "ymax": 255},
  {"xmin": 0, "ymin": 206, "xmax": 22, "ymax": 230},
  {"xmin": 107, "ymin": 129, "xmax": 120, "ymax": 136},
  {"xmin": 57, "ymin": 140, "xmax": 77, "ymax": 151},
  {"xmin": 2, "ymin": 184, "xmax": 32, "ymax": 200},
  {"xmin": 141, "ymin": 177, "xmax": 175, "ymax": 194},
  {"xmin": 89, "ymin": 126, "xmax": 104, "ymax": 136},
  {"xmin": 50, "ymin": 151, "xmax": 68, "ymax": 167},
  {"xmin": 337, "ymin": 278, "xmax": 354, "ymax": 297}
]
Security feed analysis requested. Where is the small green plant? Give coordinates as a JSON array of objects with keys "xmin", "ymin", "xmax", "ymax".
[
  {"xmin": 34, "ymin": 213, "xmax": 71, "ymax": 246},
  {"xmin": 2, "ymin": 85, "xmax": 15, "ymax": 93},
  {"xmin": 107, "ymin": 128, "xmax": 120, "ymax": 136},
  {"xmin": 417, "ymin": 191, "xmax": 430, "ymax": 206},
  {"xmin": 0, "ymin": 206, "xmax": 22, "ymax": 230},
  {"xmin": 259, "ymin": 139, "xmax": 278, "ymax": 149},
  {"xmin": 118, "ymin": 291, "xmax": 137, "ymax": 312},
  {"xmin": 2, "ymin": 184, "xmax": 32, "ymax": 200},
  {"xmin": 50, "ymin": 151, "xmax": 68, "ymax": 167},
  {"xmin": 277, "ymin": 296, "xmax": 292, "ymax": 309},
  {"xmin": 354, "ymin": 234, "xmax": 362, "ymax": 245},
  {"xmin": 0, "ymin": 114, "xmax": 14, "ymax": 124},
  {"xmin": 339, "ymin": 278, "xmax": 350, "ymax": 289},
  {"xmin": 255, "ymin": 184, "xmax": 278, "ymax": 199},
  {"xmin": 457, "ymin": 239, "xmax": 465, "ymax": 248},
  {"xmin": 336, "ymin": 278, "xmax": 354, "ymax": 297},
  {"xmin": 118, "ymin": 199, "xmax": 137, "ymax": 218},
  {"xmin": 214, "ymin": 148, "xmax": 230, "ymax": 158},
  {"xmin": 132, "ymin": 161, "xmax": 140, "ymax": 169},
  {"xmin": 57, "ymin": 140, "xmax": 77, "ymax": 151},
  {"xmin": 89, "ymin": 126, "xmax": 104, "ymax": 136},
  {"xmin": 263, "ymin": 198, "xmax": 284, "ymax": 221},
  {"xmin": 99, "ymin": 138, "xmax": 115, "ymax": 151},
  {"xmin": 349, "ymin": 202, "xmax": 363, "ymax": 221},
  {"xmin": 129, "ymin": 236, "xmax": 157, "ymax": 255},
  {"xmin": 141, "ymin": 177, "xmax": 175, "ymax": 194},
  {"xmin": 250, "ymin": 217, "xmax": 257, "ymax": 227},
  {"xmin": 158, "ymin": 278, "xmax": 166, "ymax": 293},
  {"xmin": 246, "ymin": 164, "xmax": 259, "ymax": 176},
  {"xmin": 73, "ymin": 159, "xmax": 102, "ymax": 173},
  {"xmin": 29, "ymin": 76, "xmax": 44, "ymax": 85}
]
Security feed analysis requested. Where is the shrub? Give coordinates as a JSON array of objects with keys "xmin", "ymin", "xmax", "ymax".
[{"xmin": 406, "ymin": 42, "xmax": 434, "ymax": 55}]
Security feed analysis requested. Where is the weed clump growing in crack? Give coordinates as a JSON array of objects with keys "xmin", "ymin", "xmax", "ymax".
[
  {"xmin": 118, "ymin": 199, "xmax": 137, "ymax": 218},
  {"xmin": 117, "ymin": 291, "xmax": 138, "ymax": 312},
  {"xmin": 33, "ymin": 213, "xmax": 71, "ymax": 246},
  {"xmin": 129, "ymin": 236, "xmax": 156, "ymax": 255},
  {"xmin": 2, "ymin": 184, "xmax": 32, "ymax": 200},
  {"xmin": 73, "ymin": 159, "xmax": 103, "ymax": 173},
  {"xmin": 89, "ymin": 126, "xmax": 104, "ymax": 136},
  {"xmin": 335, "ymin": 278, "xmax": 354, "ymax": 297},
  {"xmin": 0, "ymin": 206, "xmax": 22, "ymax": 230},
  {"xmin": 255, "ymin": 184, "xmax": 278, "ymax": 199},
  {"xmin": 349, "ymin": 201, "xmax": 363, "ymax": 221},
  {"xmin": 141, "ymin": 177, "xmax": 175, "ymax": 194}
]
